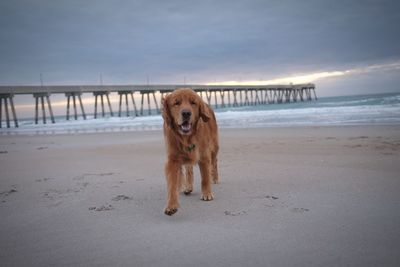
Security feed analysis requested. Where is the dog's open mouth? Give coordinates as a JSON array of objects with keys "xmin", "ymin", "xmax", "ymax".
[{"xmin": 179, "ymin": 121, "xmax": 192, "ymax": 134}]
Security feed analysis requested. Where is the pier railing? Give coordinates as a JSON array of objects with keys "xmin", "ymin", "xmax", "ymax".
[{"xmin": 0, "ymin": 83, "xmax": 316, "ymax": 128}]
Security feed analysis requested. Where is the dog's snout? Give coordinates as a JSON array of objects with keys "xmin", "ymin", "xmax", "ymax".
[{"xmin": 181, "ymin": 109, "xmax": 192, "ymax": 119}]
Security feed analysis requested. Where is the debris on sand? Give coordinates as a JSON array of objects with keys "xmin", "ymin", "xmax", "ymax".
[{"xmin": 112, "ymin": 195, "xmax": 133, "ymax": 201}]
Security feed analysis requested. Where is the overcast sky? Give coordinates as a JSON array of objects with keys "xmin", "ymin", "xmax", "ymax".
[{"xmin": 1, "ymin": 0, "xmax": 400, "ymax": 96}]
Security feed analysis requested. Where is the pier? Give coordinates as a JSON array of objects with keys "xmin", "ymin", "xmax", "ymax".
[{"xmin": 0, "ymin": 83, "xmax": 316, "ymax": 128}]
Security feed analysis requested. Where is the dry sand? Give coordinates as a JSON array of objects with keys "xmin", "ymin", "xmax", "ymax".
[{"xmin": 1, "ymin": 125, "xmax": 400, "ymax": 266}]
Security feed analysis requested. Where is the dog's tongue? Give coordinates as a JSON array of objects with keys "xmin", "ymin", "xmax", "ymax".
[{"xmin": 181, "ymin": 121, "xmax": 191, "ymax": 132}]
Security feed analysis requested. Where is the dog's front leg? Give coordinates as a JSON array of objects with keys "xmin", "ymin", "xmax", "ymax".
[
  {"xmin": 184, "ymin": 165, "xmax": 194, "ymax": 195},
  {"xmin": 164, "ymin": 160, "xmax": 181, "ymax": 215},
  {"xmin": 199, "ymin": 158, "xmax": 214, "ymax": 201}
]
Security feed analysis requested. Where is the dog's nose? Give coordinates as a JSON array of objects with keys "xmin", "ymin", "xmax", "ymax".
[{"xmin": 181, "ymin": 109, "xmax": 191, "ymax": 119}]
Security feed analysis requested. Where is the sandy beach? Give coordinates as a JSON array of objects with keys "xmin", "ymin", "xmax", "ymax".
[{"xmin": 1, "ymin": 125, "xmax": 399, "ymax": 266}]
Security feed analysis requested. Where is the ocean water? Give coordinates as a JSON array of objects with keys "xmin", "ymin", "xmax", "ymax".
[{"xmin": 1, "ymin": 92, "xmax": 399, "ymax": 135}]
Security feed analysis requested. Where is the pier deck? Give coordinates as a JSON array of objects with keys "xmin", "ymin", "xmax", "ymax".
[{"xmin": 0, "ymin": 83, "xmax": 316, "ymax": 128}]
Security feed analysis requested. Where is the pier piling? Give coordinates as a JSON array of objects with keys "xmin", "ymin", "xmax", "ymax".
[
  {"xmin": 232, "ymin": 90, "xmax": 238, "ymax": 107},
  {"xmin": 118, "ymin": 91, "xmax": 138, "ymax": 117},
  {"xmin": 93, "ymin": 91, "xmax": 112, "ymax": 118},
  {"xmin": 66, "ymin": 92, "xmax": 86, "ymax": 120},
  {"xmin": 138, "ymin": 91, "xmax": 160, "ymax": 115},
  {"xmin": 0, "ymin": 94, "xmax": 18, "ymax": 128},
  {"xmin": 33, "ymin": 93, "xmax": 55, "ymax": 124}
]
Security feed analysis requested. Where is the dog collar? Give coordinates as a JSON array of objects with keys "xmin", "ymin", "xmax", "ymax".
[{"xmin": 187, "ymin": 144, "xmax": 196, "ymax": 152}]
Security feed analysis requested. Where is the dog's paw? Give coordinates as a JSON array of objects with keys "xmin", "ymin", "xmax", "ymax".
[
  {"xmin": 183, "ymin": 189, "xmax": 192, "ymax": 195},
  {"xmin": 201, "ymin": 192, "xmax": 214, "ymax": 201},
  {"xmin": 164, "ymin": 207, "xmax": 178, "ymax": 216}
]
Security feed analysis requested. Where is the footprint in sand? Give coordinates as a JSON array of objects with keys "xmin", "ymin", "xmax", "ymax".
[
  {"xmin": 0, "ymin": 188, "xmax": 18, "ymax": 196},
  {"xmin": 88, "ymin": 195, "xmax": 133, "ymax": 212},
  {"xmin": 251, "ymin": 194, "xmax": 279, "ymax": 200},
  {"xmin": 344, "ymin": 144, "xmax": 363, "ymax": 148},
  {"xmin": 325, "ymin": 137, "xmax": 338, "ymax": 140},
  {"xmin": 265, "ymin": 195, "xmax": 279, "ymax": 200},
  {"xmin": 89, "ymin": 204, "xmax": 114, "ymax": 211},
  {"xmin": 112, "ymin": 195, "xmax": 133, "ymax": 201},
  {"xmin": 74, "ymin": 172, "xmax": 115, "ymax": 180},
  {"xmin": 252, "ymin": 194, "xmax": 310, "ymax": 213},
  {"xmin": 35, "ymin": 177, "xmax": 54, "ymax": 182},
  {"xmin": 224, "ymin": 210, "xmax": 247, "ymax": 216},
  {"xmin": 291, "ymin": 207, "xmax": 309, "ymax": 213},
  {"xmin": 0, "ymin": 187, "xmax": 18, "ymax": 203},
  {"xmin": 349, "ymin": 136, "xmax": 369, "ymax": 140},
  {"xmin": 41, "ymin": 186, "xmax": 84, "ymax": 201},
  {"xmin": 77, "ymin": 182, "xmax": 90, "ymax": 188},
  {"xmin": 41, "ymin": 189, "xmax": 64, "ymax": 200}
]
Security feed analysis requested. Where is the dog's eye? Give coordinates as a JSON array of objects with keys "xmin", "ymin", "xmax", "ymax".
[
  {"xmin": 190, "ymin": 100, "xmax": 196, "ymax": 105},
  {"xmin": 174, "ymin": 100, "xmax": 181, "ymax": 106}
]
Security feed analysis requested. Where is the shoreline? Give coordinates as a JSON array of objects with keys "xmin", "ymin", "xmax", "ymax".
[
  {"xmin": 2, "ymin": 90, "xmax": 400, "ymax": 136},
  {"xmin": 2, "ymin": 122, "xmax": 400, "ymax": 137}
]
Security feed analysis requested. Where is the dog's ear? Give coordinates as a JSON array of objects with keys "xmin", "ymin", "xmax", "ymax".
[
  {"xmin": 162, "ymin": 95, "xmax": 173, "ymax": 127},
  {"xmin": 199, "ymin": 98, "xmax": 211, "ymax": 122}
]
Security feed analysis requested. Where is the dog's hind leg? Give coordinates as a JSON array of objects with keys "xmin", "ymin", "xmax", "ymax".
[
  {"xmin": 184, "ymin": 165, "xmax": 194, "ymax": 195},
  {"xmin": 211, "ymin": 151, "xmax": 219, "ymax": 184},
  {"xmin": 199, "ymin": 158, "xmax": 214, "ymax": 201}
]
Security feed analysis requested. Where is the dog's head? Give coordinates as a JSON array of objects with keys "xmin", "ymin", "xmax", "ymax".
[{"xmin": 162, "ymin": 88, "xmax": 210, "ymax": 136}]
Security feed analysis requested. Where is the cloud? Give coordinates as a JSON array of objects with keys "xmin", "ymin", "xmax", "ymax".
[
  {"xmin": 206, "ymin": 60, "xmax": 400, "ymax": 86},
  {"xmin": 0, "ymin": 0, "xmax": 400, "ymax": 93}
]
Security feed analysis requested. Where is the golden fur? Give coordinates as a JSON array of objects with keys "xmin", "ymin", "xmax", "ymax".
[{"xmin": 162, "ymin": 88, "xmax": 219, "ymax": 215}]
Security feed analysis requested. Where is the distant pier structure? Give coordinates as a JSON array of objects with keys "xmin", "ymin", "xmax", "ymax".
[{"xmin": 0, "ymin": 83, "xmax": 316, "ymax": 128}]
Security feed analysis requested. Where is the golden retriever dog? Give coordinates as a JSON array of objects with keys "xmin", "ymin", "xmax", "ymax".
[{"xmin": 162, "ymin": 88, "xmax": 219, "ymax": 216}]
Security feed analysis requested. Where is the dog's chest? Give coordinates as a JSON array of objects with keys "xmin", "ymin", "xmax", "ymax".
[{"xmin": 180, "ymin": 145, "xmax": 199, "ymax": 164}]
